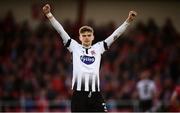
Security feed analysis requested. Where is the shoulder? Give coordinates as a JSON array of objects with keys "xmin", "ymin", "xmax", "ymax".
[
  {"xmin": 150, "ymin": 80, "xmax": 155, "ymax": 85},
  {"xmin": 93, "ymin": 41, "xmax": 103, "ymax": 46},
  {"xmin": 92, "ymin": 41, "xmax": 103, "ymax": 50},
  {"xmin": 137, "ymin": 81, "xmax": 142, "ymax": 87},
  {"xmin": 71, "ymin": 39, "xmax": 79, "ymax": 44},
  {"xmin": 70, "ymin": 39, "xmax": 81, "ymax": 47},
  {"xmin": 66, "ymin": 38, "xmax": 81, "ymax": 52},
  {"xmin": 93, "ymin": 41, "xmax": 108, "ymax": 49}
]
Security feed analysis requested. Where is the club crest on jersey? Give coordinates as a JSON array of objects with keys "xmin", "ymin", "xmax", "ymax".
[
  {"xmin": 91, "ymin": 50, "xmax": 96, "ymax": 55},
  {"xmin": 80, "ymin": 55, "xmax": 95, "ymax": 65}
]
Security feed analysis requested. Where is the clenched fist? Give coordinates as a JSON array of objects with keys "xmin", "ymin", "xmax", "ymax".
[
  {"xmin": 126, "ymin": 11, "xmax": 137, "ymax": 23},
  {"xmin": 43, "ymin": 4, "xmax": 51, "ymax": 15}
]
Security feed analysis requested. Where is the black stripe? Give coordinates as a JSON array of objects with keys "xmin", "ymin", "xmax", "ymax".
[
  {"xmin": 81, "ymin": 76, "xmax": 85, "ymax": 91},
  {"xmin": 89, "ymin": 76, "xmax": 92, "ymax": 91},
  {"xmin": 85, "ymin": 48, "xmax": 88, "ymax": 54},
  {"xmin": 103, "ymin": 41, "xmax": 108, "ymax": 50},
  {"xmin": 65, "ymin": 39, "xmax": 71, "ymax": 48},
  {"xmin": 73, "ymin": 76, "xmax": 78, "ymax": 90},
  {"xmin": 95, "ymin": 76, "xmax": 98, "ymax": 91}
]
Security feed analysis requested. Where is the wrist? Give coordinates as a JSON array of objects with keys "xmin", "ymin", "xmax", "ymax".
[
  {"xmin": 46, "ymin": 12, "xmax": 53, "ymax": 19},
  {"xmin": 125, "ymin": 18, "xmax": 131, "ymax": 24}
]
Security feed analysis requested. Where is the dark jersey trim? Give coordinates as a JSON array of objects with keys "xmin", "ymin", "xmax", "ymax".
[
  {"xmin": 103, "ymin": 41, "xmax": 108, "ymax": 50},
  {"xmin": 65, "ymin": 39, "xmax": 71, "ymax": 48}
]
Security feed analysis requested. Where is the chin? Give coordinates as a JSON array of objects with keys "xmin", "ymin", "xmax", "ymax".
[
  {"xmin": 83, "ymin": 43, "xmax": 90, "ymax": 47},
  {"xmin": 84, "ymin": 42, "xmax": 90, "ymax": 45}
]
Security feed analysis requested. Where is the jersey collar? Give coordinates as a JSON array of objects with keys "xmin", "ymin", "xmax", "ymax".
[{"xmin": 82, "ymin": 45, "xmax": 91, "ymax": 49}]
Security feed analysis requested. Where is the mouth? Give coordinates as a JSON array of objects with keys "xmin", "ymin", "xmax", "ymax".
[{"xmin": 84, "ymin": 40, "xmax": 90, "ymax": 43}]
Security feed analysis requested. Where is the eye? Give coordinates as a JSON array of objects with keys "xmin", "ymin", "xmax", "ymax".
[
  {"xmin": 88, "ymin": 34, "xmax": 91, "ymax": 37},
  {"xmin": 82, "ymin": 35, "xmax": 86, "ymax": 37}
]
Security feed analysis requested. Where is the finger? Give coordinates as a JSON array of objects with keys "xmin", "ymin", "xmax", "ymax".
[
  {"xmin": 130, "ymin": 11, "xmax": 137, "ymax": 15},
  {"xmin": 46, "ymin": 4, "xmax": 50, "ymax": 8}
]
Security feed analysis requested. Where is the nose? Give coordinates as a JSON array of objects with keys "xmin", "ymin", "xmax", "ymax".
[
  {"xmin": 85, "ymin": 36, "xmax": 89, "ymax": 38},
  {"xmin": 83, "ymin": 35, "xmax": 89, "ymax": 39},
  {"xmin": 84, "ymin": 37, "xmax": 89, "ymax": 41}
]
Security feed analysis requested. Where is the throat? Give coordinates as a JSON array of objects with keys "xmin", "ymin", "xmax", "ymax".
[{"xmin": 82, "ymin": 43, "xmax": 91, "ymax": 48}]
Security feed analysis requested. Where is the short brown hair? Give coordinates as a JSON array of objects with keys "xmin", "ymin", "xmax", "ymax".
[{"xmin": 79, "ymin": 26, "xmax": 94, "ymax": 34}]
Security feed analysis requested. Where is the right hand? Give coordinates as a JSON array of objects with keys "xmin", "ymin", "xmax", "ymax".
[{"xmin": 43, "ymin": 4, "xmax": 51, "ymax": 15}]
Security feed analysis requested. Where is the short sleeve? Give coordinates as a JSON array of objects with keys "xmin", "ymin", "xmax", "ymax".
[
  {"xmin": 94, "ymin": 41, "xmax": 108, "ymax": 54},
  {"xmin": 151, "ymin": 82, "xmax": 156, "ymax": 92},
  {"xmin": 66, "ymin": 39, "xmax": 79, "ymax": 53}
]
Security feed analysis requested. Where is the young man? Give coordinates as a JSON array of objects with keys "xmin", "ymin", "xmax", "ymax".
[
  {"xmin": 42, "ymin": 4, "xmax": 137, "ymax": 112},
  {"xmin": 136, "ymin": 69, "xmax": 157, "ymax": 112},
  {"xmin": 170, "ymin": 84, "xmax": 180, "ymax": 112}
]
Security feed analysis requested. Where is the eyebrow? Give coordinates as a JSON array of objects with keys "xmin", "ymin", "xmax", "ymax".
[{"xmin": 82, "ymin": 34, "xmax": 92, "ymax": 37}]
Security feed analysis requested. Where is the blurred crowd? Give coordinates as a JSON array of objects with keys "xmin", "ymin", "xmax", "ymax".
[{"xmin": 0, "ymin": 10, "xmax": 179, "ymax": 112}]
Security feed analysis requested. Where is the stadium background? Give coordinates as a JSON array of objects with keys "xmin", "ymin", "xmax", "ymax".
[{"xmin": 0, "ymin": 0, "xmax": 179, "ymax": 112}]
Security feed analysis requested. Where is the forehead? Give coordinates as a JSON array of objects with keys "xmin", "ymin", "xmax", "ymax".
[
  {"xmin": 79, "ymin": 26, "xmax": 93, "ymax": 34},
  {"xmin": 80, "ymin": 31, "xmax": 93, "ymax": 35}
]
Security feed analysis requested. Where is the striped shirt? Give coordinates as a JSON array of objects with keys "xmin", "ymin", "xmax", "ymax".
[
  {"xmin": 67, "ymin": 39, "xmax": 106, "ymax": 92},
  {"xmin": 137, "ymin": 79, "xmax": 156, "ymax": 100}
]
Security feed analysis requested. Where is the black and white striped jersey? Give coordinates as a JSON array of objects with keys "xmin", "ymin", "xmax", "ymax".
[
  {"xmin": 48, "ymin": 14, "xmax": 130, "ymax": 92},
  {"xmin": 137, "ymin": 79, "xmax": 156, "ymax": 100},
  {"xmin": 67, "ymin": 39, "xmax": 107, "ymax": 92}
]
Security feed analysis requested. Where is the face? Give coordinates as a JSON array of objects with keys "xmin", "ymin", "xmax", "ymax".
[
  {"xmin": 140, "ymin": 70, "xmax": 150, "ymax": 79},
  {"xmin": 79, "ymin": 31, "xmax": 94, "ymax": 47}
]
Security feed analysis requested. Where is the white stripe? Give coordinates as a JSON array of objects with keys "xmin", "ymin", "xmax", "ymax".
[
  {"xmin": 85, "ymin": 73, "xmax": 89, "ymax": 91},
  {"xmin": 72, "ymin": 74, "xmax": 75, "ymax": 89},
  {"xmin": 97, "ymin": 75, "xmax": 100, "ymax": 91},
  {"xmin": 73, "ymin": 72, "xmax": 100, "ymax": 91},
  {"xmin": 77, "ymin": 74, "xmax": 82, "ymax": 90},
  {"xmin": 92, "ymin": 74, "xmax": 96, "ymax": 92}
]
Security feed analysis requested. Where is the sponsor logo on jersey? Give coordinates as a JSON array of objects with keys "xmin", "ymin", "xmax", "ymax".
[{"xmin": 80, "ymin": 55, "xmax": 95, "ymax": 65}]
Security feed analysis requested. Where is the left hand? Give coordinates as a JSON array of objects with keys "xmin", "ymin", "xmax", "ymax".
[{"xmin": 126, "ymin": 11, "xmax": 137, "ymax": 23}]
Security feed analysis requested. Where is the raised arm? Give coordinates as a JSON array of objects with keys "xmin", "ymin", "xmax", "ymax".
[
  {"xmin": 42, "ymin": 4, "xmax": 71, "ymax": 45},
  {"xmin": 104, "ymin": 11, "xmax": 137, "ymax": 47}
]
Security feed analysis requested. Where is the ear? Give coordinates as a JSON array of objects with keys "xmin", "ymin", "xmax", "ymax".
[
  {"xmin": 79, "ymin": 35, "xmax": 83, "ymax": 42},
  {"xmin": 92, "ymin": 35, "xmax": 94, "ymax": 41}
]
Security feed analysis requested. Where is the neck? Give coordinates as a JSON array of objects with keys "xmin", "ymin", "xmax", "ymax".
[{"xmin": 82, "ymin": 43, "xmax": 91, "ymax": 48}]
